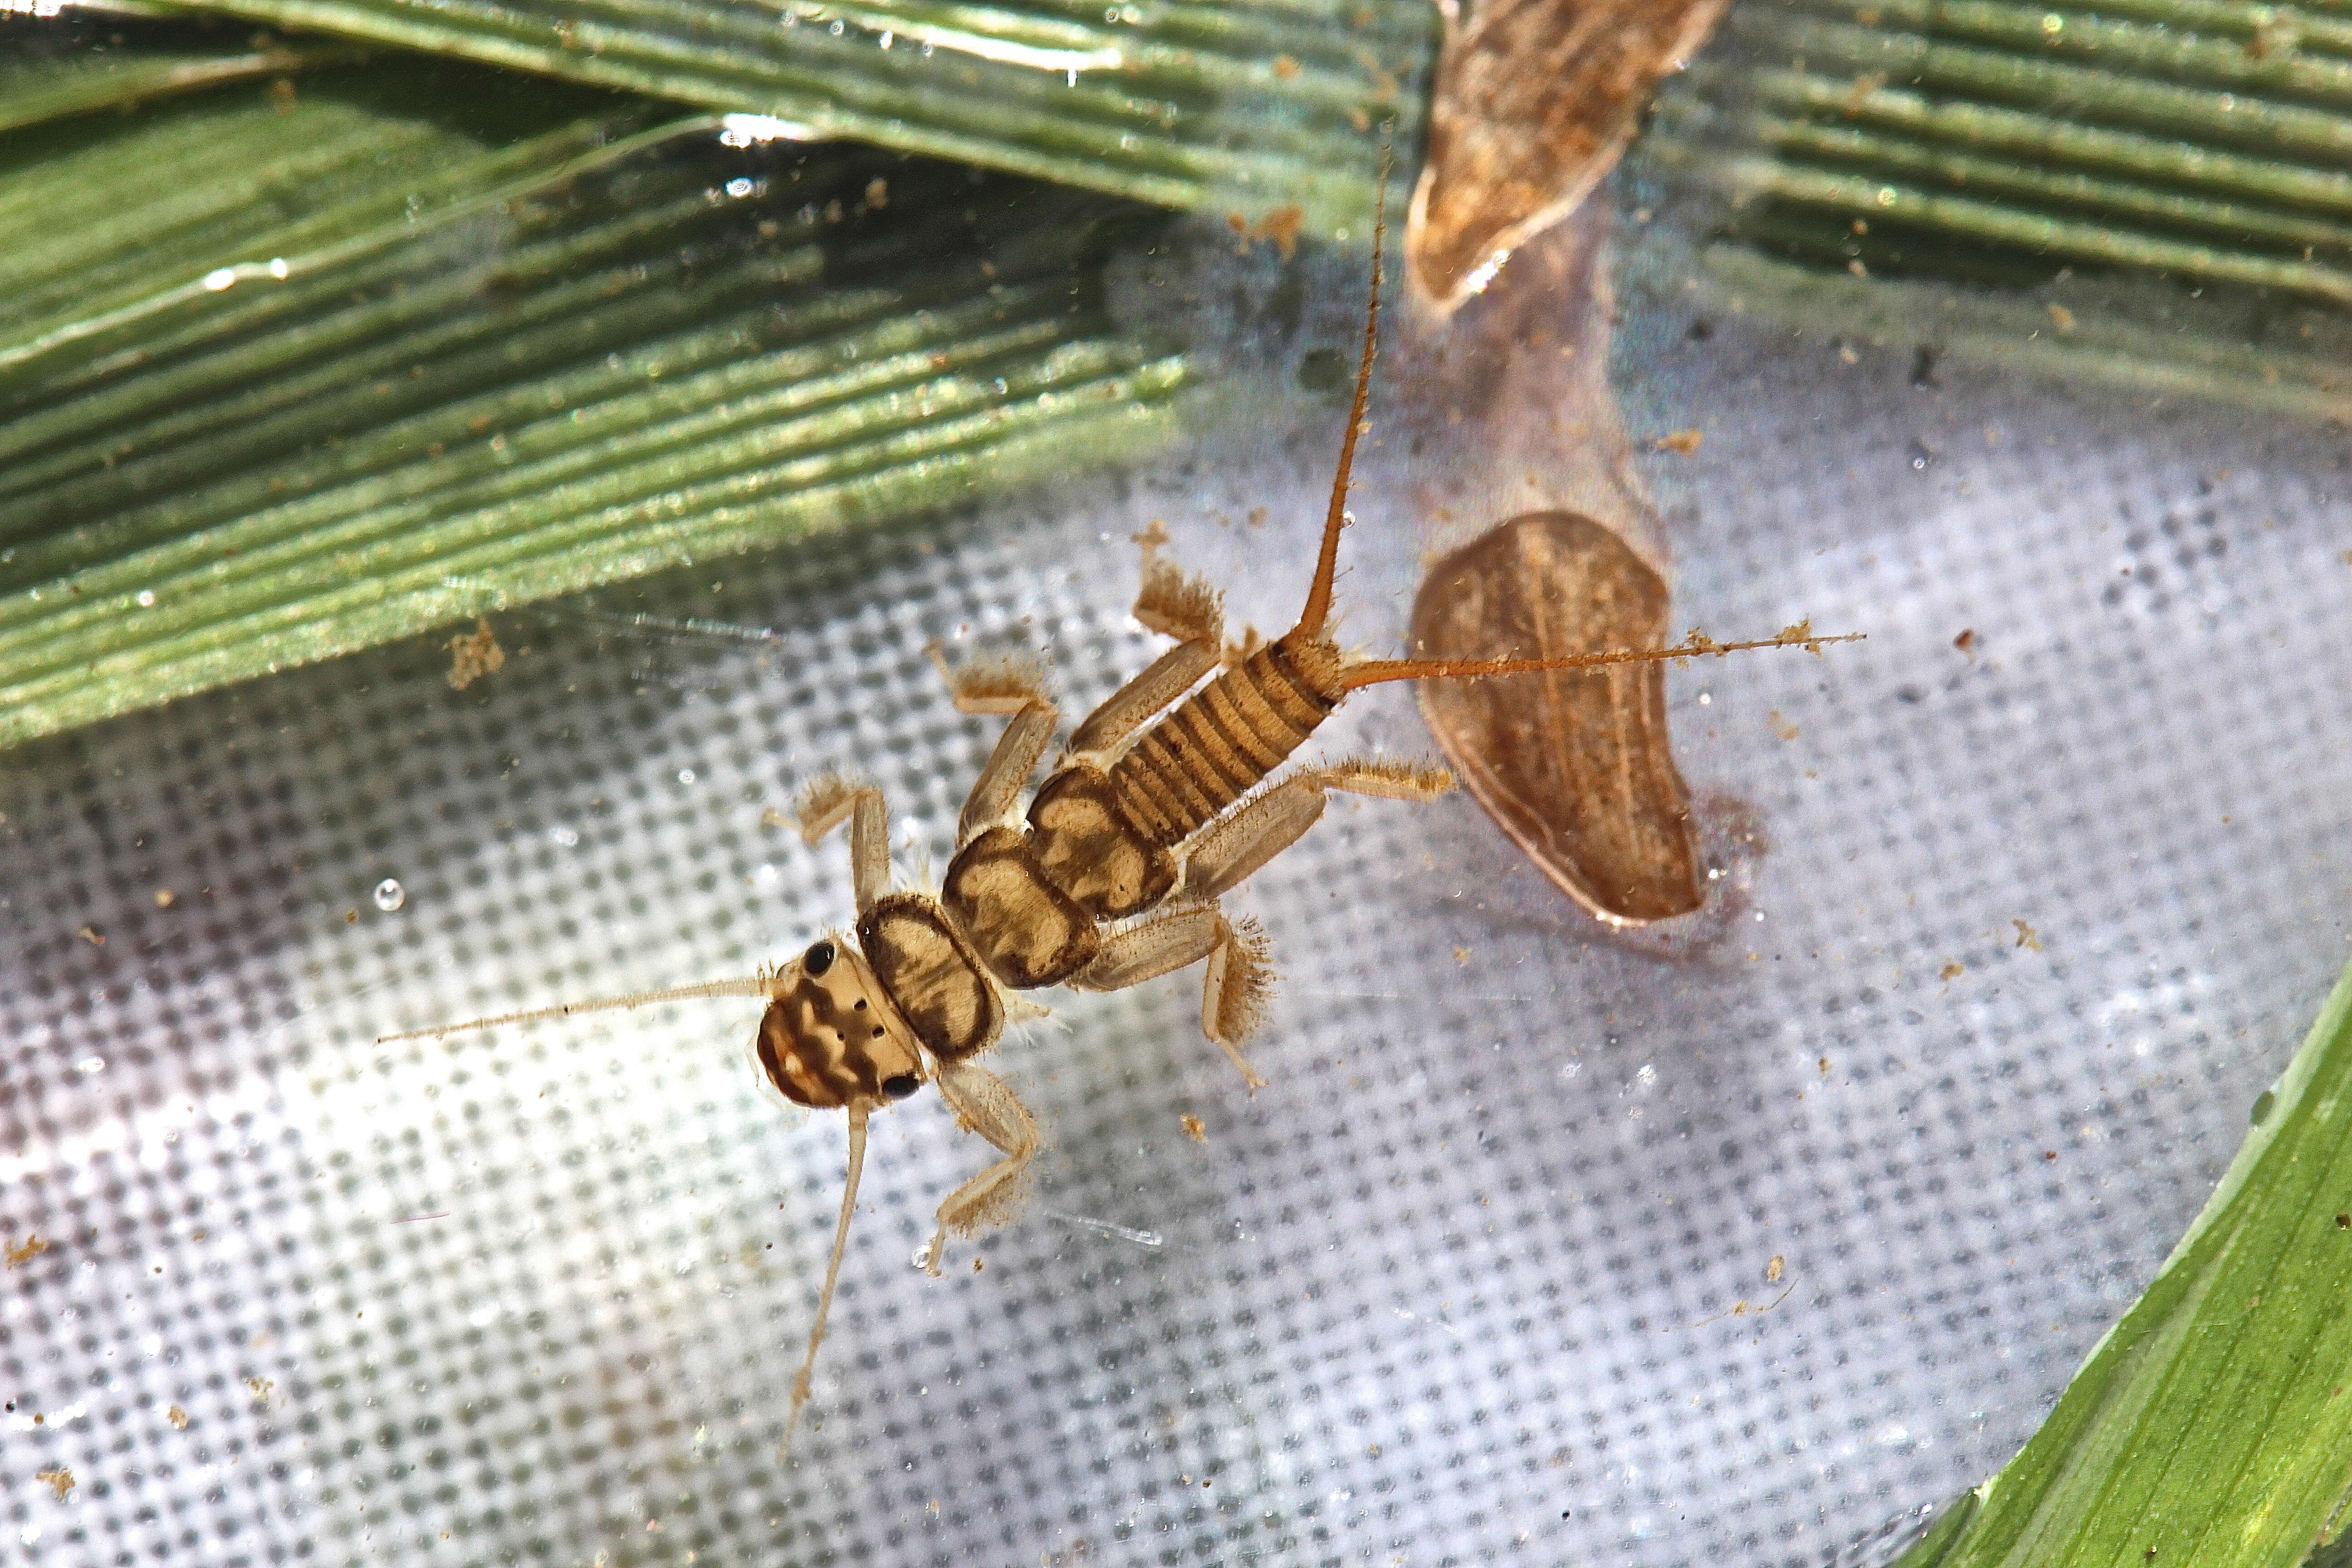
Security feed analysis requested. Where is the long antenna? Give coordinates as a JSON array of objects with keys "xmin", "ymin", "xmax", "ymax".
[
  {"xmin": 785, "ymin": 1102, "xmax": 868, "ymax": 1452},
  {"xmin": 1339, "ymin": 629, "xmax": 1864, "ymax": 691},
  {"xmin": 1295, "ymin": 124, "xmax": 1395, "ymax": 642},
  {"xmin": 375, "ymin": 975, "xmax": 774, "ymax": 1044}
]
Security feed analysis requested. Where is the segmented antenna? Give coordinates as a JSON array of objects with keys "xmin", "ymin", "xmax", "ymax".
[{"xmin": 1295, "ymin": 124, "xmax": 1396, "ymax": 643}]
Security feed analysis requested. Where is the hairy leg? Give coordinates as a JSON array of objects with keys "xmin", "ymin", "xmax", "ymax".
[
  {"xmin": 1064, "ymin": 541, "xmax": 1226, "ymax": 759},
  {"xmin": 926, "ymin": 644, "xmax": 1061, "ymax": 847},
  {"xmin": 1071, "ymin": 905, "xmax": 1275, "ymax": 1090},
  {"xmin": 1181, "ymin": 757, "xmax": 1453, "ymax": 903},
  {"xmin": 796, "ymin": 774, "xmax": 891, "ymax": 916},
  {"xmin": 923, "ymin": 1057, "xmax": 1041, "ymax": 1274}
]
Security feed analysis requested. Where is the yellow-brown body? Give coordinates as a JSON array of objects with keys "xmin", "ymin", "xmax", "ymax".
[
  {"xmin": 376, "ymin": 154, "xmax": 1849, "ymax": 1452},
  {"xmin": 873, "ymin": 631, "xmax": 1343, "ymax": 1063}
]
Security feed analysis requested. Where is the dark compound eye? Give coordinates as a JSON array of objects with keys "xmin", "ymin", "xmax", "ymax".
[
  {"xmin": 881, "ymin": 1074, "xmax": 920, "ymax": 1101},
  {"xmin": 803, "ymin": 939, "xmax": 836, "ymax": 977}
]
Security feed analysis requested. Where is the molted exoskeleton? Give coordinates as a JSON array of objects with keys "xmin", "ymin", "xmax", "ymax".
[{"xmin": 754, "ymin": 938, "xmax": 926, "ymax": 1109}]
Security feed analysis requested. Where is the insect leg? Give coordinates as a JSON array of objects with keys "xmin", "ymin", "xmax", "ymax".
[
  {"xmin": 784, "ymin": 1102, "xmax": 868, "ymax": 1452},
  {"xmin": 1065, "ymin": 641, "xmax": 1216, "ymax": 758},
  {"xmin": 922, "ymin": 1057, "xmax": 1041, "ymax": 1274},
  {"xmin": 1071, "ymin": 906, "xmax": 1273, "ymax": 1089},
  {"xmin": 1062, "ymin": 536, "xmax": 1226, "ymax": 758},
  {"xmin": 1181, "ymin": 758, "xmax": 1454, "ymax": 904},
  {"xmin": 920, "ymin": 640, "xmax": 1061, "ymax": 844},
  {"xmin": 796, "ymin": 774, "xmax": 891, "ymax": 916},
  {"xmin": 956, "ymin": 699, "xmax": 1057, "ymax": 847},
  {"xmin": 923, "ymin": 639, "xmax": 1050, "ymax": 716}
]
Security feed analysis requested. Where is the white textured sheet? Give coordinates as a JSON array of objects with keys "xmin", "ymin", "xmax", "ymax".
[{"xmin": 2, "ymin": 209, "xmax": 2348, "ymax": 1568}]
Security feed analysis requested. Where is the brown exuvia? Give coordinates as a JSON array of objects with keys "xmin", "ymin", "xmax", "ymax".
[
  {"xmin": 1411, "ymin": 511, "xmax": 1704, "ymax": 925},
  {"xmin": 380, "ymin": 170, "xmax": 1853, "ymax": 1447}
]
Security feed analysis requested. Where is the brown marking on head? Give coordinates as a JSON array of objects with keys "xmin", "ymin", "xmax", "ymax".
[{"xmin": 755, "ymin": 937, "xmax": 926, "ymax": 1109}]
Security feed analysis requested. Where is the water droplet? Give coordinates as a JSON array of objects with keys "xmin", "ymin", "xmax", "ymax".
[
  {"xmin": 135, "ymin": 590, "xmax": 156, "ymax": 608},
  {"xmin": 74, "ymin": 1056, "xmax": 106, "ymax": 1076},
  {"xmin": 372, "ymin": 878, "xmax": 406, "ymax": 912},
  {"xmin": 677, "ymin": 769, "xmax": 697, "ymax": 785},
  {"xmin": 549, "ymin": 826, "xmax": 579, "ymax": 847},
  {"xmin": 910, "ymin": 1244, "xmax": 933, "ymax": 1271}
]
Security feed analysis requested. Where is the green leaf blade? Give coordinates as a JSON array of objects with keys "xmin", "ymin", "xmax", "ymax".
[
  {"xmin": 0, "ymin": 47, "xmax": 1191, "ymax": 746},
  {"xmin": 1894, "ymin": 960, "xmax": 2352, "ymax": 1568}
]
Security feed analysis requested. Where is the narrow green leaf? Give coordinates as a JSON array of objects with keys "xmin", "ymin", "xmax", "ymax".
[
  {"xmin": 0, "ymin": 39, "xmax": 367, "ymax": 136},
  {"xmin": 0, "ymin": 52, "xmax": 1189, "ymax": 746},
  {"xmin": 1637, "ymin": 0, "xmax": 2352, "ymax": 416},
  {"xmin": 1888, "ymin": 958, "xmax": 2352, "ymax": 1568},
  {"xmin": 138, "ymin": 0, "xmax": 1432, "ymax": 239}
]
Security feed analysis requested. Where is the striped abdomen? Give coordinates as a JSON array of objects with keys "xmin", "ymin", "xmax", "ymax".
[{"xmin": 1107, "ymin": 631, "xmax": 1343, "ymax": 848}]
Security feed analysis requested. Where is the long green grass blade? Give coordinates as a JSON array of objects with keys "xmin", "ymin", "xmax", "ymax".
[
  {"xmin": 138, "ymin": 0, "xmax": 1431, "ymax": 239},
  {"xmin": 1889, "ymin": 958, "xmax": 2352, "ymax": 1568},
  {"xmin": 0, "ymin": 37, "xmax": 367, "ymax": 135},
  {"xmin": 1637, "ymin": 0, "xmax": 2352, "ymax": 416},
  {"xmin": 0, "ymin": 49, "xmax": 1188, "ymax": 746}
]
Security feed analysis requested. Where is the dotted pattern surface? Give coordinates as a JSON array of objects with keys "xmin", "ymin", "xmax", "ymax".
[{"xmin": 1, "ymin": 222, "xmax": 2348, "ymax": 1568}]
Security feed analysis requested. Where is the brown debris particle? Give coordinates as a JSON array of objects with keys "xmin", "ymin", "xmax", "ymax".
[
  {"xmin": 1273, "ymin": 54, "xmax": 1299, "ymax": 79},
  {"xmin": 167, "ymin": 1404, "xmax": 190, "ymax": 1430},
  {"xmin": 5, "ymin": 1234, "xmax": 49, "ymax": 1267},
  {"xmin": 1940, "ymin": 961, "xmax": 1964, "ymax": 980},
  {"xmin": 246, "ymin": 1377, "xmax": 275, "ymax": 1403},
  {"xmin": 154, "ymin": 889, "xmax": 176, "ymax": 908},
  {"xmin": 1953, "ymin": 627, "xmax": 1975, "ymax": 652},
  {"xmin": 267, "ymin": 76, "xmax": 296, "ymax": 111},
  {"xmin": 759, "ymin": 806, "xmax": 793, "ymax": 830},
  {"xmin": 1766, "ymin": 1254, "xmax": 1784, "ymax": 1283},
  {"xmin": 1255, "ymin": 205, "xmax": 1303, "ymax": 260},
  {"xmin": 2046, "ymin": 302, "xmax": 2077, "ymax": 333},
  {"xmin": 1229, "ymin": 205, "xmax": 1305, "ymax": 260},
  {"xmin": 2013, "ymin": 919, "xmax": 2042, "ymax": 951},
  {"xmin": 864, "ymin": 177, "xmax": 888, "ymax": 210},
  {"xmin": 1180, "ymin": 1114, "xmax": 1208, "ymax": 1144},
  {"xmin": 1842, "ymin": 70, "xmax": 1886, "ymax": 113},
  {"xmin": 36, "ymin": 1466, "xmax": 74, "ymax": 1499},
  {"xmin": 1768, "ymin": 710, "xmax": 1800, "ymax": 741},
  {"xmin": 76, "ymin": 925, "xmax": 104, "ymax": 946},
  {"xmin": 1651, "ymin": 428, "xmax": 1702, "ymax": 455},
  {"xmin": 446, "ymin": 618, "xmax": 505, "ymax": 690}
]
